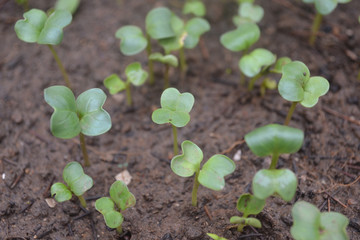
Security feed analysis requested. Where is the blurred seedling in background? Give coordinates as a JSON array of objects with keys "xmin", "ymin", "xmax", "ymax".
[
  {"xmin": 207, "ymin": 233, "xmax": 228, "ymax": 240},
  {"xmin": 291, "ymin": 201, "xmax": 349, "ymax": 240},
  {"xmin": 14, "ymin": 9, "xmax": 73, "ymax": 88},
  {"xmin": 149, "ymin": 53, "xmax": 178, "ymax": 89},
  {"xmin": 95, "ymin": 181, "xmax": 136, "ymax": 234},
  {"xmin": 54, "ymin": 0, "xmax": 80, "ymax": 15},
  {"xmin": 15, "ymin": 0, "xmax": 29, "ymax": 11},
  {"xmin": 104, "ymin": 62, "xmax": 148, "ymax": 106},
  {"xmin": 278, "ymin": 61, "xmax": 329, "ymax": 125},
  {"xmin": 152, "ymin": 88, "xmax": 194, "ymax": 155},
  {"xmin": 171, "ymin": 140, "xmax": 235, "ymax": 207},
  {"xmin": 233, "ymin": 0, "xmax": 264, "ymax": 26},
  {"xmin": 183, "ymin": 0, "xmax": 206, "ymax": 17},
  {"xmin": 51, "ymin": 161, "xmax": 93, "ymax": 208},
  {"xmin": 44, "ymin": 86, "xmax": 112, "ymax": 166}
]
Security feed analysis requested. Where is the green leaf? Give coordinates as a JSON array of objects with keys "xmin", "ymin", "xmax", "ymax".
[
  {"xmin": 146, "ymin": 7, "xmax": 177, "ymax": 40},
  {"xmin": 109, "ymin": 181, "xmax": 136, "ymax": 211},
  {"xmin": 314, "ymin": 0, "xmax": 337, "ymax": 15},
  {"xmin": 149, "ymin": 53, "xmax": 179, "ymax": 67},
  {"xmin": 183, "ymin": 0, "xmax": 206, "ymax": 17},
  {"xmin": 278, "ymin": 61, "xmax": 330, "ymax": 108},
  {"xmin": 14, "ymin": 9, "xmax": 47, "ymax": 43},
  {"xmin": 115, "ymin": 25, "xmax": 147, "ymax": 56},
  {"xmin": 184, "ymin": 17, "xmax": 210, "ymax": 49},
  {"xmin": 252, "ymin": 169, "xmax": 297, "ymax": 201},
  {"xmin": 271, "ymin": 57, "xmax": 292, "ymax": 74},
  {"xmin": 230, "ymin": 216, "xmax": 262, "ymax": 228},
  {"xmin": 51, "ymin": 182, "xmax": 72, "ymax": 202},
  {"xmin": 245, "ymin": 124, "xmax": 304, "ymax": 157},
  {"xmin": 152, "ymin": 109, "xmax": 190, "ymax": 127},
  {"xmin": 238, "ymin": 2, "xmax": 264, "ymax": 23},
  {"xmin": 236, "ymin": 193, "xmax": 266, "ymax": 217},
  {"xmin": 104, "ymin": 74, "xmax": 126, "ymax": 94},
  {"xmin": 55, "ymin": 0, "xmax": 80, "ymax": 14},
  {"xmin": 38, "ymin": 10, "xmax": 72, "ymax": 45},
  {"xmin": 220, "ymin": 23, "xmax": 260, "ymax": 52},
  {"xmin": 207, "ymin": 233, "xmax": 228, "ymax": 240},
  {"xmin": 239, "ymin": 48, "xmax": 276, "ymax": 77},
  {"xmin": 171, "ymin": 140, "xmax": 203, "ymax": 177},
  {"xmin": 320, "ymin": 212, "xmax": 349, "ymax": 240},
  {"xmin": 125, "ymin": 62, "xmax": 148, "ymax": 86},
  {"xmin": 198, "ymin": 154, "xmax": 235, "ymax": 191},
  {"xmin": 63, "ymin": 161, "xmax": 93, "ymax": 196},
  {"xmin": 76, "ymin": 88, "xmax": 112, "ymax": 136},
  {"xmin": 95, "ymin": 197, "xmax": 124, "ymax": 229}
]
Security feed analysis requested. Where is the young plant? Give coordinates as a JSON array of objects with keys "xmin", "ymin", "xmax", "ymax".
[
  {"xmin": 278, "ymin": 61, "xmax": 330, "ymax": 125},
  {"xmin": 55, "ymin": 0, "xmax": 81, "ymax": 15},
  {"xmin": 44, "ymin": 86, "xmax": 112, "ymax": 166},
  {"xmin": 230, "ymin": 193, "xmax": 265, "ymax": 232},
  {"xmin": 149, "ymin": 53, "xmax": 178, "ymax": 89},
  {"xmin": 103, "ymin": 62, "xmax": 148, "ymax": 106},
  {"xmin": 171, "ymin": 140, "xmax": 235, "ymax": 207},
  {"xmin": 14, "ymin": 9, "xmax": 73, "ymax": 88},
  {"xmin": 95, "ymin": 180, "xmax": 136, "ymax": 234},
  {"xmin": 302, "ymin": 0, "xmax": 352, "ymax": 45},
  {"xmin": 207, "ymin": 233, "xmax": 228, "ymax": 240},
  {"xmin": 51, "ymin": 161, "xmax": 93, "ymax": 208},
  {"xmin": 183, "ymin": 0, "xmax": 206, "ymax": 17},
  {"xmin": 152, "ymin": 88, "xmax": 194, "ymax": 155},
  {"xmin": 291, "ymin": 201, "xmax": 349, "ymax": 240},
  {"xmin": 233, "ymin": 1, "xmax": 264, "ymax": 26}
]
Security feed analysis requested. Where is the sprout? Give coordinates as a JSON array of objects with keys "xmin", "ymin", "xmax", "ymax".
[
  {"xmin": 55, "ymin": 0, "xmax": 80, "ymax": 15},
  {"xmin": 183, "ymin": 0, "xmax": 206, "ymax": 17},
  {"xmin": 233, "ymin": 1, "xmax": 264, "ymax": 26},
  {"xmin": 51, "ymin": 161, "xmax": 93, "ymax": 208},
  {"xmin": 149, "ymin": 53, "xmax": 178, "ymax": 89},
  {"xmin": 291, "ymin": 201, "xmax": 349, "ymax": 240},
  {"xmin": 171, "ymin": 140, "xmax": 235, "ymax": 207},
  {"xmin": 207, "ymin": 233, "xmax": 228, "ymax": 240},
  {"xmin": 104, "ymin": 62, "xmax": 148, "ymax": 106},
  {"xmin": 115, "ymin": 26, "xmax": 148, "ymax": 56},
  {"xmin": 44, "ymin": 86, "xmax": 112, "ymax": 166},
  {"xmin": 95, "ymin": 181, "xmax": 136, "ymax": 234}
]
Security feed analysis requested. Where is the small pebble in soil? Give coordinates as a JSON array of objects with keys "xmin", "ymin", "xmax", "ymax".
[
  {"xmin": 11, "ymin": 110, "xmax": 23, "ymax": 124},
  {"xmin": 185, "ymin": 226, "xmax": 203, "ymax": 239}
]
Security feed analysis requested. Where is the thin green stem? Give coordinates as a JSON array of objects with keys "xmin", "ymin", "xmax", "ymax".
[
  {"xmin": 172, "ymin": 125, "xmax": 178, "ymax": 156},
  {"xmin": 79, "ymin": 133, "xmax": 90, "ymax": 167},
  {"xmin": 164, "ymin": 64, "xmax": 170, "ymax": 89},
  {"xmin": 146, "ymin": 34, "xmax": 154, "ymax": 85},
  {"xmin": 239, "ymin": 48, "xmax": 249, "ymax": 86},
  {"xmin": 284, "ymin": 102, "xmax": 298, "ymax": 126},
  {"xmin": 309, "ymin": 12, "xmax": 323, "ymax": 46},
  {"xmin": 248, "ymin": 72, "xmax": 264, "ymax": 91},
  {"xmin": 78, "ymin": 195, "xmax": 87, "ymax": 208},
  {"xmin": 47, "ymin": 45, "xmax": 72, "ymax": 89},
  {"xmin": 357, "ymin": 69, "xmax": 360, "ymax": 81},
  {"xmin": 125, "ymin": 82, "xmax": 132, "ymax": 106},
  {"xmin": 179, "ymin": 47, "xmax": 187, "ymax": 73},
  {"xmin": 269, "ymin": 152, "xmax": 280, "ymax": 170},
  {"xmin": 192, "ymin": 170, "xmax": 200, "ymax": 207},
  {"xmin": 116, "ymin": 225, "xmax": 123, "ymax": 234}
]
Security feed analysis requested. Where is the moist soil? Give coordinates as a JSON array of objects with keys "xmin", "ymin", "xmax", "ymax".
[{"xmin": 1, "ymin": 0, "xmax": 360, "ymax": 239}]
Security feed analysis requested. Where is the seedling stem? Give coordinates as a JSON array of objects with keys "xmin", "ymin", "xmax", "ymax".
[
  {"xmin": 284, "ymin": 102, "xmax": 298, "ymax": 126},
  {"xmin": 357, "ymin": 69, "xmax": 360, "ymax": 81},
  {"xmin": 116, "ymin": 226, "xmax": 123, "ymax": 234},
  {"xmin": 78, "ymin": 195, "xmax": 87, "ymax": 208},
  {"xmin": 248, "ymin": 71, "xmax": 265, "ymax": 91},
  {"xmin": 79, "ymin": 133, "xmax": 90, "ymax": 167},
  {"xmin": 125, "ymin": 83, "xmax": 132, "ymax": 106},
  {"xmin": 179, "ymin": 47, "xmax": 187, "ymax": 74},
  {"xmin": 47, "ymin": 45, "xmax": 72, "ymax": 89},
  {"xmin": 309, "ymin": 12, "xmax": 323, "ymax": 46},
  {"xmin": 269, "ymin": 152, "xmax": 280, "ymax": 170},
  {"xmin": 172, "ymin": 125, "xmax": 179, "ymax": 155},
  {"xmin": 192, "ymin": 170, "xmax": 200, "ymax": 207},
  {"xmin": 146, "ymin": 34, "xmax": 155, "ymax": 85},
  {"xmin": 164, "ymin": 64, "xmax": 170, "ymax": 89}
]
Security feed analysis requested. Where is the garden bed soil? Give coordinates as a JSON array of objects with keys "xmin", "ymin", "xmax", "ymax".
[{"xmin": 1, "ymin": 0, "xmax": 360, "ymax": 239}]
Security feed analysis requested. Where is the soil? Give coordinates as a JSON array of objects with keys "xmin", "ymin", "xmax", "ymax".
[{"xmin": 1, "ymin": 0, "xmax": 360, "ymax": 239}]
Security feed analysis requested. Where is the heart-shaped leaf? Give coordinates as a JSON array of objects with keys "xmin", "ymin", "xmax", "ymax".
[
  {"xmin": 149, "ymin": 53, "xmax": 179, "ymax": 67},
  {"xmin": 95, "ymin": 197, "xmax": 124, "ymax": 229},
  {"xmin": 125, "ymin": 62, "xmax": 148, "ymax": 86},
  {"xmin": 55, "ymin": 0, "xmax": 80, "ymax": 14},
  {"xmin": 104, "ymin": 74, "xmax": 126, "ymax": 95},
  {"xmin": 109, "ymin": 181, "xmax": 136, "ymax": 211},
  {"xmin": 198, "ymin": 154, "xmax": 235, "ymax": 191},
  {"xmin": 245, "ymin": 124, "xmax": 304, "ymax": 157},
  {"xmin": 207, "ymin": 233, "xmax": 228, "ymax": 240},
  {"xmin": 238, "ymin": 2, "xmax": 264, "ymax": 23},
  {"xmin": 252, "ymin": 169, "xmax": 297, "ymax": 201},
  {"xmin": 271, "ymin": 57, "xmax": 292, "ymax": 74},
  {"xmin": 146, "ymin": 7, "xmax": 177, "ymax": 40},
  {"xmin": 184, "ymin": 17, "xmax": 210, "ymax": 49},
  {"xmin": 15, "ymin": 9, "xmax": 72, "ymax": 45},
  {"xmin": 115, "ymin": 25, "xmax": 147, "ymax": 56},
  {"xmin": 239, "ymin": 48, "xmax": 276, "ymax": 77},
  {"xmin": 314, "ymin": 0, "xmax": 337, "ymax": 15},
  {"xmin": 63, "ymin": 161, "xmax": 93, "ymax": 196},
  {"xmin": 236, "ymin": 193, "xmax": 266, "ymax": 217},
  {"xmin": 230, "ymin": 216, "xmax": 262, "ymax": 228},
  {"xmin": 183, "ymin": 0, "xmax": 206, "ymax": 17},
  {"xmin": 171, "ymin": 140, "xmax": 203, "ymax": 177},
  {"xmin": 51, "ymin": 182, "xmax": 72, "ymax": 202},
  {"xmin": 220, "ymin": 23, "xmax": 260, "ymax": 52},
  {"xmin": 151, "ymin": 109, "xmax": 190, "ymax": 127},
  {"xmin": 278, "ymin": 61, "xmax": 329, "ymax": 108}
]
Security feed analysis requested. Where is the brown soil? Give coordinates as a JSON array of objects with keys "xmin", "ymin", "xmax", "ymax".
[{"xmin": 1, "ymin": 0, "xmax": 360, "ymax": 239}]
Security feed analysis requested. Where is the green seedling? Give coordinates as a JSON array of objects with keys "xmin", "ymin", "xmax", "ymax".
[
  {"xmin": 44, "ymin": 86, "xmax": 112, "ymax": 166},
  {"xmin": 15, "ymin": 0, "xmax": 29, "ymax": 11},
  {"xmin": 230, "ymin": 193, "xmax": 265, "ymax": 231},
  {"xmin": 245, "ymin": 124, "xmax": 304, "ymax": 201},
  {"xmin": 302, "ymin": 0, "xmax": 352, "ymax": 45},
  {"xmin": 278, "ymin": 61, "xmax": 329, "ymax": 125},
  {"xmin": 149, "ymin": 53, "xmax": 178, "ymax": 89},
  {"xmin": 152, "ymin": 88, "xmax": 194, "ymax": 155},
  {"xmin": 183, "ymin": 0, "xmax": 206, "ymax": 17},
  {"xmin": 207, "ymin": 233, "xmax": 228, "ymax": 240},
  {"xmin": 14, "ymin": 9, "xmax": 73, "ymax": 88},
  {"xmin": 291, "ymin": 201, "xmax": 349, "ymax": 240},
  {"xmin": 55, "ymin": 0, "xmax": 80, "ymax": 15},
  {"xmin": 95, "ymin": 180, "xmax": 136, "ymax": 234},
  {"xmin": 51, "ymin": 161, "xmax": 93, "ymax": 208},
  {"xmin": 171, "ymin": 140, "xmax": 235, "ymax": 207},
  {"xmin": 104, "ymin": 62, "xmax": 148, "ymax": 106},
  {"xmin": 233, "ymin": 1, "xmax": 264, "ymax": 26}
]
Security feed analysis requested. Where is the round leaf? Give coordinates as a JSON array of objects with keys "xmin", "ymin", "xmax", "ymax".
[
  {"xmin": 149, "ymin": 52, "xmax": 179, "ymax": 67},
  {"xmin": 301, "ymin": 76, "xmax": 330, "ymax": 107},
  {"xmin": 145, "ymin": 7, "xmax": 176, "ymax": 40},
  {"xmin": 237, "ymin": 193, "xmax": 266, "ymax": 216},
  {"xmin": 271, "ymin": 57, "xmax": 292, "ymax": 74},
  {"xmin": 183, "ymin": 0, "xmax": 206, "ymax": 17},
  {"xmin": 51, "ymin": 182, "xmax": 72, "ymax": 202},
  {"xmin": 171, "ymin": 140, "xmax": 203, "ymax": 177},
  {"xmin": 109, "ymin": 181, "xmax": 136, "ymax": 211},
  {"xmin": 245, "ymin": 124, "xmax": 304, "ymax": 157},
  {"xmin": 125, "ymin": 62, "xmax": 148, "ymax": 86},
  {"xmin": 220, "ymin": 23, "xmax": 260, "ymax": 52},
  {"xmin": 320, "ymin": 212, "xmax": 349, "ymax": 240},
  {"xmin": 252, "ymin": 169, "xmax": 297, "ymax": 201},
  {"xmin": 14, "ymin": 9, "xmax": 47, "ymax": 43},
  {"xmin": 103, "ymin": 211, "xmax": 124, "ymax": 229},
  {"xmin": 184, "ymin": 17, "xmax": 210, "ymax": 49},
  {"xmin": 160, "ymin": 87, "xmax": 195, "ymax": 112},
  {"xmin": 207, "ymin": 233, "xmax": 228, "ymax": 240},
  {"xmin": 95, "ymin": 197, "xmax": 124, "ymax": 229},
  {"xmin": 314, "ymin": 0, "xmax": 337, "ymax": 15},
  {"xmin": 55, "ymin": 0, "xmax": 80, "ymax": 14},
  {"xmin": 151, "ymin": 108, "xmax": 190, "ymax": 127},
  {"xmin": 238, "ymin": 2, "xmax": 264, "ymax": 23},
  {"xmin": 239, "ymin": 48, "xmax": 276, "ymax": 77},
  {"xmin": 104, "ymin": 74, "xmax": 126, "ymax": 94},
  {"xmin": 63, "ymin": 161, "xmax": 93, "ymax": 196},
  {"xmin": 115, "ymin": 25, "xmax": 147, "ymax": 56},
  {"xmin": 230, "ymin": 216, "xmax": 261, "ymax": 228},
  {"xmin": 198, "ymin": 154, "xmax": 235, "ymax": 191}
]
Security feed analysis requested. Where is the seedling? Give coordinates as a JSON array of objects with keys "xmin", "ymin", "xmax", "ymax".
[
  {"xmin": 207, "ymin": 233, "xmax": 228, "ymax": 240},
  {"xmin": 44, "ymin": 86, "xmax": 112, "ymax": 166},
  {"xmin": 152, "ymin": 88, "xmax": 194, "ymax": 155},
  {"xmin": 245, "ymin": 124, "xmax": 304, "ymax": 201},
  {"xmin": 171, "ymin": 140, "xmax": 235, "ymax": 207},
  {"xmin": 104, "ymin": 62, "xmax": 148, "ymax": 106},
  {"xmin": 149, "ymin": 53, "xmax": 178, "ymax": 89},
  {"xmin": 230, "ymin": 193, "xmax": 265, "ymax": 231},
  {"xmin": 14, "ymin": 9, "xmax": 73, "ymax": 88},
  {"xmin": 291, "ymin": 201, "xmax": 349, "ymax": 240},
  {"xmin": 95, "ymin": 180, "xmax": 136, "ymax": 234},
  {"xmin": 51, "ymin": 161, "xmax": 93, "ymax": 208},
  {"xmin": 233, "ymin": 1, "xmax": 264, "ymax": 26},
  {"xmin": 302, "ymin": 0, "xmax": 352, "ymax": 45},
  {"xmin": 55, "ymin": 0, "xmax": 80, "ymax": 15},
  {"xmin": 15, "ymin": 0, "xmax": 29, "ymax": 11},
  {"xmin": 278, "ymin": 61, "xmax": 329, "ymax": 125},
  {"xmin": 183, "ymin": 0, "xmax": 206, "ymax": 17}
]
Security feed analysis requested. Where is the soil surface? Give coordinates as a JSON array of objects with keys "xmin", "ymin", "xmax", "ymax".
[{"xmin": 1, "ymin": 0, "xmax": 360, "ymax": 239}]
